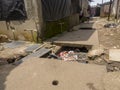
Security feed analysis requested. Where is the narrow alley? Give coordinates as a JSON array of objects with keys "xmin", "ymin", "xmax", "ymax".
[{"xmin": 0, "ymin": 0, "xmax": 120, "ymax": 90}]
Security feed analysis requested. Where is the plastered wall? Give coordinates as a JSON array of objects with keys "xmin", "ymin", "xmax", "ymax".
[{"xmin": 0, "ymin": 0, "xmax": 42, "ymax": 42}]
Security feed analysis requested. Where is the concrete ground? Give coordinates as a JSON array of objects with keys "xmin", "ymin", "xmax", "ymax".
[
  {"xmin": 103, "ymin": 72, "xmax": 120, "ymax": 90},
  {"xmin": 0, "ymin": 64, "xmax": 15, "ymax": 90},
  {"xmin": 48, "ymin": 29, "xmax": 99, "ymax": 48},
  {"xmin": 4, "ymin": 58, "xmax": 106, "ymax": 90}
]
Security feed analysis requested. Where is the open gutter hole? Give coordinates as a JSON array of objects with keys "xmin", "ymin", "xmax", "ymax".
[
  {"xmin": 42, "ymin": 45, "xmax": 92, "ymax": 63},
  {"xmin": 79, "ymin": 27, "xmax": 95, "ymax": 30}
]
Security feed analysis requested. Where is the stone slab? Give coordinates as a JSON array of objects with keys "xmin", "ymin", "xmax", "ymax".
[
  {"xmin": 25, "ymin": 44, "xmax": 42, "ymax": 53},
  {"xmin": 109, "ymin": 49, "xmax": 120, "ymax": 62},
  {"xmin": 52, "ymin": 30, "xmax": 99, "ymax": 47},
  {"xmin": 5, "ymin": 58, "xmax": 106, "ymax": 90},
  {"xmin": 3, "ymin": 41, "xmax": 26, "ymax": 49},
  {"xmin": 22, "ymin": 48, "xmax": 51, "ymax": 61},
  {"xmin": 73, "ymin": 23, "xmax": 94, "ymax": 31}
]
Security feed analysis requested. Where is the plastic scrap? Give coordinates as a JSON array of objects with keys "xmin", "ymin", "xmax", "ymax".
[{"xmin": 59, "ymin": 51, "xmax": 78, "ymax": 61}]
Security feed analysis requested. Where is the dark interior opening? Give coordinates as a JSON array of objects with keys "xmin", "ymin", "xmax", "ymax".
[{"xmin": 52, "ymin": 80, "xmax": 59, "ymax": 86}]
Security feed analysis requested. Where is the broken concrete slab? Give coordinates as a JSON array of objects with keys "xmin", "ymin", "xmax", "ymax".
[
  {"xmin": 25, "ymin": 44, "xmax": 42, "ymax": 53},
  {"xmin": 109, "ymin": 49, "xmax": 120, "ymax": 62},
  {"xmin": 49, "ymin": 30, "xmax": 99, "ymax": 47},
  {"xmin": 22, "ymin": 48, "xmax": 51, "ymax": 61},
  {"xmin": 5, "ymin": 58, "xmax": 106, "ymax": 90},
  {"xmin": 73, "ymin": 22, "xmax": 94, "ymax": 31}
]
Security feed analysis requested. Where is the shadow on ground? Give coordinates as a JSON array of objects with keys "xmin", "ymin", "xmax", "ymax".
[{"xmin": 0, "ymin": 64, "xmax": 16, "ymax": 90}]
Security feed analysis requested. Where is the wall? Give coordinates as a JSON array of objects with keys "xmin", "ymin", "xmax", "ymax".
[
  {"xmin": 112, "ymin": 0, "xmax": 120, "ymax": 17},
  {"xmin": 69, "ymin": 14, "xmax": 80, "ymax": 28},
  {"xmin": 43, "ymin": 14, "xmax": 79, "ymax": 40},
  {"xmin": 100, "ymin": 2, "xmax": 113, "ymax": 17},
  {"xmin": 101, "ymin": 4, "xmax": 110, "ymax": 17},
  {"xmin": 0, "ymin": 0, "xmax": 80, "ymax": 41},
  {"xmin": 0, "ymin": 0, "xmax": 42, "ymax": 42}
]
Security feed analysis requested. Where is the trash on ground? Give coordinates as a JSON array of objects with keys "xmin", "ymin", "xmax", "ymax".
[
  {"xmin": 104, "ymin": 23, "xmax": 118, "ymax": 28},
  {"xmin": 107, "ymin": 62, "xmax": 120, "ymax": 72},
  {"xmin": 59, "ymin": 51, "xmax": 78, "ymax": 61},
  {"xmin": 47, "ymin": 46, "xmax": 89, "ymax": 63}
]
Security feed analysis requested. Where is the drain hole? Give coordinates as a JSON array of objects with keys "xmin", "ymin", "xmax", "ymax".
[
  {"xmin": 52, "ymin": 80, "xmax": 59, "ymax": 86},
  {"xmin": 79, "ymin": 28, "xmax": 95, "ymax": 30}
]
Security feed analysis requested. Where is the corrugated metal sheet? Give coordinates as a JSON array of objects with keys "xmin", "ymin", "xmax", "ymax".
[{"xmin": 41, "ymin": 0, "xmax": 80, "ymax": 21}]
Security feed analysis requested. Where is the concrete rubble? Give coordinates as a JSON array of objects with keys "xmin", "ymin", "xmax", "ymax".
[{"xmin": 87, "ymin": 47, "xmax": 105, "ymax": 60}]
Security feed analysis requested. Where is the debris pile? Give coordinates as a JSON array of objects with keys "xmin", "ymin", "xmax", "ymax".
[
  {"xmin": 104, "ymin": 23, "xmax": 118, "ymax": 28},
  {"xmin": 107, "ymin": 62, "xmax": 120, "ymax": 72},
  {"xmin": 48, "ymin": 46, "xmax": 89, "ymax": 63},
  {"xmin": 88, "ymin": 48, "xmax": 105, "ymax": 60},
  {"xmin": 59, "ymin": 51, "xmax": 79, "ymax": 61}
]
